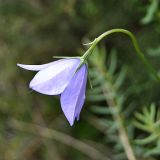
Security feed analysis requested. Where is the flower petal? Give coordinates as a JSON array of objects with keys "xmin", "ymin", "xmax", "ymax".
[
  {"xmin": 30, "ymin": 59, "xmax": 80, "ymax": 95},
  {"xmin": 17, "ymin": 61, "xmax": 61, "ymax": 71},
  {"xmin": 60, "ymin": 64, "xmax": 87, "ymax": 126}
]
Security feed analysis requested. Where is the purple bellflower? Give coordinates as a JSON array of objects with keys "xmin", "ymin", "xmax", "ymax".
[
  {"xmin": 17, "ymin": 58, "xmax": 88, "ymax": 126},
  {"xmin": 17, "ymin": 29, "xmax": 160, "ymax": 127}
]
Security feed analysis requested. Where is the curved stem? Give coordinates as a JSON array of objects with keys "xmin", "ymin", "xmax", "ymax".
[{"xmin": 82, "ymin": 29, "xmax": 160, "ymax": 81}]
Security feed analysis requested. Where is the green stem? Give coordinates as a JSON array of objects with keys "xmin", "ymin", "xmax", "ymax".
[{"xmin": 82, "ymin": 28, "xmax": 160, "ymax": 81}]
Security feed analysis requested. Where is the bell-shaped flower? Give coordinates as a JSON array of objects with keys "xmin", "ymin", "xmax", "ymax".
[{"xmin": 17, "ymin": 58, "xmax": 88, "ymax": 126}]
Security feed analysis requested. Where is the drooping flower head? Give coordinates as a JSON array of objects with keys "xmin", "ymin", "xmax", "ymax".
[
  {"xmin": 17, "ymin": 58, "xmax": 87, "ymax": 126},
  {"xmin": 17, "ymin": 29, "xmax": 160, "ymax": 127}
]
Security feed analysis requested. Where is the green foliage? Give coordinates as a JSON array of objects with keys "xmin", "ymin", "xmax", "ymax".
[
  {"xmin": 88, "ymin": 44, "xmax": 160, "ymax": 160},
  {"xmin": 88, "ymin": 47, "xmax": 130, "ymax": 160},
  {"xmin": 134, "ymin": 104, "xmax": 160, "ymax": 157},
  {"xmin": 141, "ymin": 0, "xmax": 159, "ymax": 24}
]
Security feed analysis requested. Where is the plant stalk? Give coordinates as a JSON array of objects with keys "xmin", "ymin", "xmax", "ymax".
[{"xmin": 82, "ymin": 28, "xmax": 160, "ymax": 81}]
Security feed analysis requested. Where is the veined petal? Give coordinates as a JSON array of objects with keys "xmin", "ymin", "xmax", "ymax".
[
  {"xmin": 29, "ymin": 59, "xmax": 80, "ymax": 95},
  {"xmin": 60, "ymin": 64, "xmax": 87, "ymax": 126},
  {"xmin": 17, "ymin": 61, "xmax": 61, "ymax": 71}
]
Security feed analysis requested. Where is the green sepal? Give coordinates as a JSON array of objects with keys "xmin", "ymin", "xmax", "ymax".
[
  {"xmin": 86, "ymin": 63, "xmax": 93, "ymax": 89},
  {"xmin": 74, "ymin": 58, "xmax": 92, "ymax": 89},
  {"xmin": 74, "ymin": 57, "xmax": 86, "ymax": 74}
]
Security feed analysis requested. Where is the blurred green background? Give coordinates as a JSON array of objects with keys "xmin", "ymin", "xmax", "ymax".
[{"xmin": 0, "ymin": 0, "xmax": 160, "ymax": 160}]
